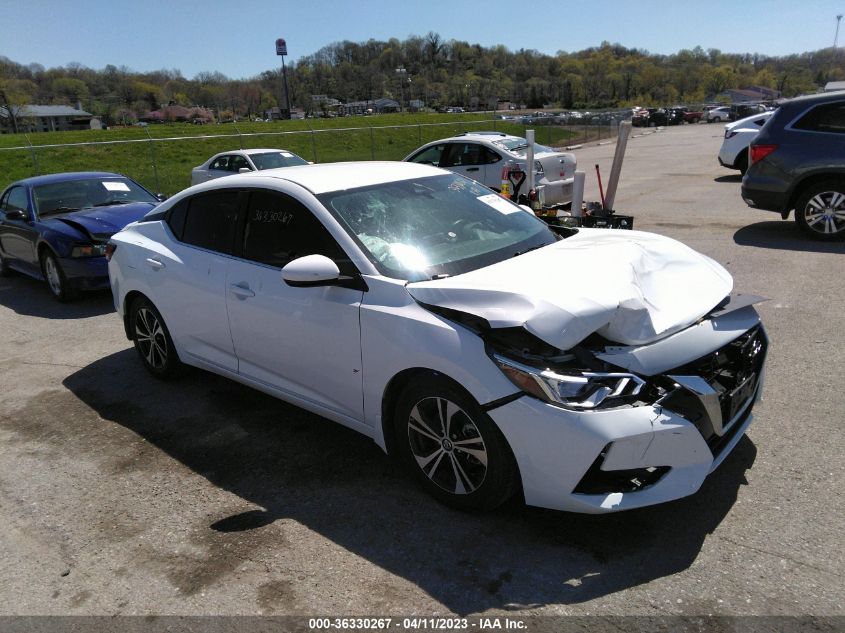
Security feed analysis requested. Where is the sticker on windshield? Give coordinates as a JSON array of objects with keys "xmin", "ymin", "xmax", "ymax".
[
  {"xmin": 477, "ymin": 193, "xmax": 519, "ymax": 214},
  {"xmin": 280, "ymin": 152, "xmax": 293, "ymax": 157},
  {"xmin": 102, "ymin": 181, "xmax": 130, "ymax": 192}
]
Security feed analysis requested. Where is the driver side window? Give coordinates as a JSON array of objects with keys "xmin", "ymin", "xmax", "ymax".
[
  {"xmin": 241, "ymin": 189, "xmax": 355, "ymax": 274},
  {"xmin": 409, "ymin": 144, "xmax": 446, "ymax": 166}
]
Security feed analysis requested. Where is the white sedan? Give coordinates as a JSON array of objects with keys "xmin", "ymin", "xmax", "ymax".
[
  {"xmin": 190, "ymin": 148, "xmax": 308, "ymax": 185},
  {"xmin": 718, "ymin": 111, "xmax": 774, "ymax": 174},
  {"xmin": 108, "ymin": 162, "xmax": 767, "ymax": 513},
  {"xmin": 404, "ymin": 132, "xmax": 576, "ymax": 205}
]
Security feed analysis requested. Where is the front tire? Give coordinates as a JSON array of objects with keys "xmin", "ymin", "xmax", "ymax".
[
  {"xmin": 393, "ymin": 376, "xmax": 518, "ymax": 511},
  {"xmin": 794, "ymin": 180, "xmax": 845, "ymax": 241},
  {"xmin": 40, "ymin": 251, "xmax": 77, "ymax": 302},
  {"xmin": 129, "ymin": 297, "xmax": 182, "ymax": 379}
]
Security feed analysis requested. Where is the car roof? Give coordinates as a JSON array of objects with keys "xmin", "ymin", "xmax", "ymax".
[
  {"xmin": 211, "ymin": 161, "xmax": 445, "ymax": 195},
  {"xmin": 9, "ymin": 171, "xmax": 127, "ymax": 188}
]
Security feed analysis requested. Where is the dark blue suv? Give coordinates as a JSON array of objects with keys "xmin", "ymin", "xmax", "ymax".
[{"xmin": 741, "ymin": 91, "xmax": 845, "ymax": 240}]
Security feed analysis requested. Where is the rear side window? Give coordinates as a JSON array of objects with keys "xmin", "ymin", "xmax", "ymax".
[
  {"xmin": 181, "ymin": 191, "xmax": 241, "ymax": 253},
  {"xmin": 242, "ymin": 189, "xmax": 353, "ymax": 273},
  {"xmin": 793, "ymin": 102, "xmax": 845, "ymax": 134},
  {"xmin": 165, "ymin": 199, "xmax": 189, "ymax": 238}
]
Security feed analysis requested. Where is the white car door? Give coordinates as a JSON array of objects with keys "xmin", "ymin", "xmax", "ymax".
[
  {"xmin": 224, "ymin": 188, "xmax": 365, "ymax": 421},
  {"xmin": 442, "ymin": 142, "xmax": 488, "ymax": 186},
  {"xmin": 151, "ymin": 190, "xmax": 241, "ymax": 372}
]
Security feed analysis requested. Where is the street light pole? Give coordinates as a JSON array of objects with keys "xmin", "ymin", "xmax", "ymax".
[
  {"xmin": 276, "ymin": 38, "xmax": 291, "ymax": 120},
  {"xmin": 395, "ymin": 67, "xmax": 407, "ymax": 112},
  {"xmin": 836, "ymin": 15, "xmax": 843, "ymax": 49}
]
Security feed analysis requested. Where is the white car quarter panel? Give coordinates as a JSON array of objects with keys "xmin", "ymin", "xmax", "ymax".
[{"xmin": 114, "ymin": 221, "xmax": 237, "ymax": 373}]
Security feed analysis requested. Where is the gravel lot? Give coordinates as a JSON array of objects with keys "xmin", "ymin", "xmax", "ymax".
[{"xmin": 0, "ymin": 123, "xmax": 842, "ymax": 619}]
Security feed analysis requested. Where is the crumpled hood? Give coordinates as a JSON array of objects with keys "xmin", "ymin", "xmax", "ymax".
[
  {"xmin": 46, "ymin": 202, "xmax": 155, "ymax": 240},
  {"xmin": 406, "ymin": 228, "xmax": 733, "ymax": 350}
]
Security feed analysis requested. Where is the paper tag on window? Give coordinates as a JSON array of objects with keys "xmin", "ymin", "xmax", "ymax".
[
  {"xmin": 103, "ymin": 181, "xmax": 130, "ymax": 192},
  {"xmin": 477, "ymin": 193, "xmax": 519, "ymax": 214},
  {"xmin": 280, "ymin": 152, "xmax": 293, "ymax": 157}
]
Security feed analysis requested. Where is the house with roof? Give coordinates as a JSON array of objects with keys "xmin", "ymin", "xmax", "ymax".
[
  {"xmin": 0, "ymin": 104, "xmax": 100, "ymax": 134},
  {"xmin": 823, "ymin": 81, "xmax": 845, "ymax": 92},
  {"xmin": 337, "ymin": 98, "xmax": 399, "ymax": 116}
]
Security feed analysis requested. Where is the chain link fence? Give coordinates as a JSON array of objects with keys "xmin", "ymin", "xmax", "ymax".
[{"xmin": 0, "ymin": 111, "xmax": 631, "ymax": 196}]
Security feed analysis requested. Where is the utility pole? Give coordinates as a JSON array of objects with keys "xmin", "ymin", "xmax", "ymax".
[
  {"xmin": 395, "ymin": 67, "xmax": 407, "ymax": 112},
  {"xmin": 276, "ymin": 38, "xmax": 291, "ymax": 120},
  {"xmin": 836, "ymin": 14, "xmax": 843, "ymax": 49}
]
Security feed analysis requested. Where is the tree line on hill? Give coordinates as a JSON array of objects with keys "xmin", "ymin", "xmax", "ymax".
[{"xmin": 1, "ymin": 34, "xmax": 844, "ymax": 126}]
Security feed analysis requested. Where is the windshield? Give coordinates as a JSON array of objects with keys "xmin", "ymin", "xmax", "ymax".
[
  {"xmin": 33, "ymin": 177, "xmax": 156, "ymax": 217},
  {"xmin": 250, "ymin": 151, "xmax": 309, "ymax": 170},
  {"xmin": 318, "ymin": 174, "xmax": 559, "ymax": 281}
]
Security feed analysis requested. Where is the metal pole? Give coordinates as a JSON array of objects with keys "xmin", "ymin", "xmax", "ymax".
[
  {"xmin": 281, "ymin": 57, "xmax": 291, "ymax": 120},
  {"xmin": 24, "ymin": 133, "xmax": 40, "ymax": 175},
  {"xmin": 370, "ymin": 125, "xmax": 375, "ymax": 160},
  {"xmin": 836, "ymin": 14, "xmax": 843, "ymax": 48},
  {"xmin": 570, "ymin": 171, "xmax": 585, "ymax": 217},
  {"xmin": 526, "ymin": 129, "xmax": 535, "ymax": 196},
  {"xmin": 603, "ymin": 121, "xmax": 632, "ymax": 212},
  {"xmin": 143, "ymin": 127, "xmax": 161, "ymax": 193}
]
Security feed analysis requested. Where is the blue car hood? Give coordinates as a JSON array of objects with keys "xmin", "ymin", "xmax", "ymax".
[{"xmin": 46, "ymin": 202, "xmax": 155, "ymax": 241}]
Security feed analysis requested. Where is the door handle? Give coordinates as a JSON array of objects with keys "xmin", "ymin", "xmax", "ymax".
[
  {"xmin": 229, "ymin": 282, "xmax": 255, "ymax": 298},
  {"xmin": 466, "ymin": 167, "xmax": 480, "ymax": 172},
  {"xmin": 145, "ymin": 257, "xmax": 165, "ymax": 270}
]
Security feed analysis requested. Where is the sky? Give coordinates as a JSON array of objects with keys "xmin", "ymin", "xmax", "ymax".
[{"xmin": 3, "ymin": 0, "xmax": 844, "ymax": 79}]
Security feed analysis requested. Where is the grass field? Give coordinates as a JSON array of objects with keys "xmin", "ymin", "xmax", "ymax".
[{"xmin": 0, "ymin": 113, "xmax": 609, "ymax": 195}]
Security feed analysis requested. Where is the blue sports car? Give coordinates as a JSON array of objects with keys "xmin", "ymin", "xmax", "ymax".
[{"xmin": 0, "ymin": 172, "xmax": 162, "ymax": 301}]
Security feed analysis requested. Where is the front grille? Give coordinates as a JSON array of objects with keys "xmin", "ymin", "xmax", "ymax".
[{"xmin": 661, "ymin": 325, "xmax": 768, "ymax": 454}]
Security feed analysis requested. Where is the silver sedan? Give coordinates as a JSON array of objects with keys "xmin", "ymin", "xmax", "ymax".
[{"xmin": 190, "ymin": 148, "xmax": 309, "ymax": 185}]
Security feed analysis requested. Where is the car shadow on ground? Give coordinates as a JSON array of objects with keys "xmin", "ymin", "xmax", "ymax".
[
  {"xmin": 0, "ymin": 272, "xmax": 114, "ymax": 319},
  {"xmin": 713, "ymin": 174, "xmax": 742, "ymax": 183},
  {"xmin": 61, "ymin": 351, "xmax": 756, "ymax": 614},
  {"xmin": 734, "ymin": 221, "xmax": 845, "ymax": 254}
]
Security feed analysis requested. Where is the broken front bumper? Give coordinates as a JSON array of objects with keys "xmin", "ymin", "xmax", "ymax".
[{"xmin": 488, "ymin": 324, "xmax": 767, "ymax": 514}]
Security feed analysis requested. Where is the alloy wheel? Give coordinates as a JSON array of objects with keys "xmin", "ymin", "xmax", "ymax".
[
  {"xmin": 406, "ymin": 396, "xmax": 488, "ymax": 495},
  {"xmin": 802, "ymin": 191, "xmax": 845, "ymax": 235},
  {"xmin": 44, "ymin": 255, "xmax": 63, "ymax": 296},
  {"xmin": 135, "ymin": 307, "xmax": 169, "ymax": 370}
]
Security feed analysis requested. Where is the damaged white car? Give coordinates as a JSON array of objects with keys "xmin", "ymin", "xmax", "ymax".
[{"xmin": 107, "ymin": 162, "xmax": 767, "ymax": 513}]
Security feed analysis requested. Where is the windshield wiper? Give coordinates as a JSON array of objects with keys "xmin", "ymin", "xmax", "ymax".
[
  {"xmin": 513, "ymin": 244, "xmax": 545, "ymax": 257},
  {"xmin": 92, "ymin": 200, "xmax": 132, "ymax": 207}
]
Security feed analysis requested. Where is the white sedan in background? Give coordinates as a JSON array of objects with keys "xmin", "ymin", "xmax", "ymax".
[
  {"xmin": 718, "ymin": 111, "xmax": 774, "ymax": 174},
  {"xmin": 108, "ymin": 162, "xmax": 767, "ymax": 514},
  {"xmin": 404, "ymin": 132, "xmax": 576, "ymax": 205},
  {"xmin": 190, "ymin": 148, "xmax": 309, "ymax": 185}
]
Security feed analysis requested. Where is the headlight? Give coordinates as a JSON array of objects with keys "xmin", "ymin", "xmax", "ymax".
[
  {"xmin": 70, "ymin": 244, "xmax": 108, "ymax": 258},
  {"xmin": 493, "ymin": 354, "xmax": 646, "ymax": 410}
]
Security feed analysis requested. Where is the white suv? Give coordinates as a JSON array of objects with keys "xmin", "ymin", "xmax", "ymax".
[{"xmin": 404, "ymin": 132, "xmax": 576, "ymax": 205}]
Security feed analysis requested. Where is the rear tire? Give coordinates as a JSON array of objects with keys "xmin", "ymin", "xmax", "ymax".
[
  {"xmin": 129, "ymin": 297, "xmax": 183, "ymax": 379},
  {"xmin": 794, "ymin": 180, "xmax": 845, "ymax": 241},
  {"xmin": 736, "ymin": 152, "xmax": 749, "ymax": 175},
  {"xmin": 393, "ymin": 376, "xmax": 518, "ymax": 511}
]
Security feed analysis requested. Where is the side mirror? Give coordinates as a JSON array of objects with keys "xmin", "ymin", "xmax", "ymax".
[
  {"xmin": 238, "ymin": 167, "xmax": 251, "ymax": 174},
  {"xmin": 4, "ymin": 209, "xmax": 27, "ymax": 222},
  {"xmin": 281, "ymin": 254, "xmax": 340, "ymax": 287},
  {"xmin": 155, "ymin": 193, "xmax": 168, "ymax": 202}
]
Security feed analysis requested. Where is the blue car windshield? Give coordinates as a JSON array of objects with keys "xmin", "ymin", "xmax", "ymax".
[
  {"xmin": 33, "ymin": 177, "xmax": 157, "ymax": 217},
  {"xmin": 318, "ymin": 174, "xmax": 560, "ymax": 281}
]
